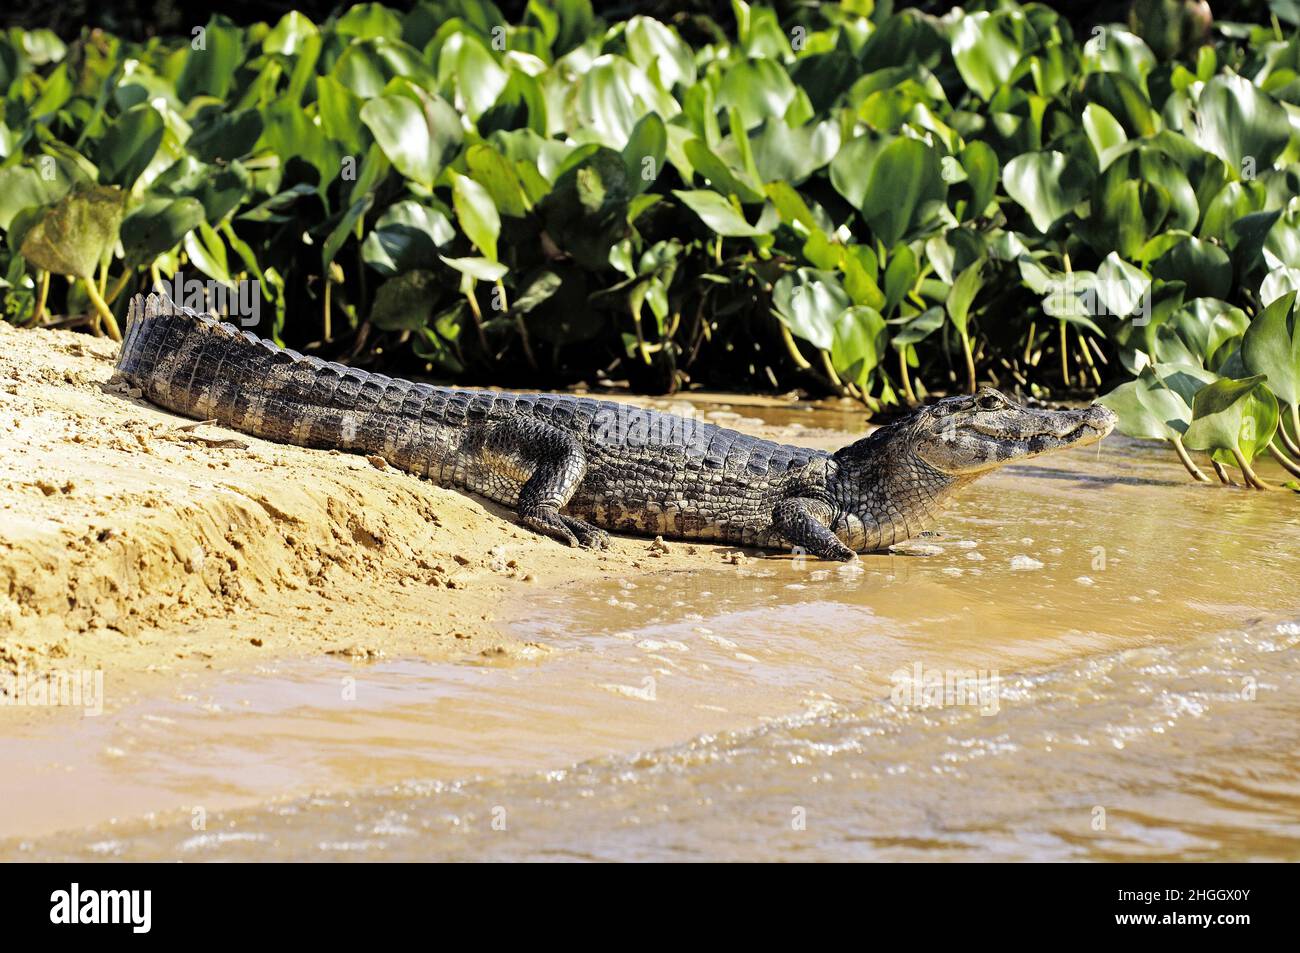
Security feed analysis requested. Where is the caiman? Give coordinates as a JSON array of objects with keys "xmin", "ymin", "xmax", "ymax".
[{"xmin": 114, "ymin": 293, "xmax": 1117, "ymax": 561}]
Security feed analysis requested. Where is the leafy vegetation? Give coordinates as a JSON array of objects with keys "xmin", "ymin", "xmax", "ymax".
[{"xmin": 3, "ymin": 1, "xmax": 1300, "ymax": 488}]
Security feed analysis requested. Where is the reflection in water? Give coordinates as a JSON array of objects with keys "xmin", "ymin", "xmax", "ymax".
[{"xmin": 3, "ymin": 421, "xmax": 1299, "ymax": 860}]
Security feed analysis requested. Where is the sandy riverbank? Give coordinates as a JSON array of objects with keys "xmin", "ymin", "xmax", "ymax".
[{"xmin": 0, "ymin": 322, "xmax": 762, "ymax": 695}]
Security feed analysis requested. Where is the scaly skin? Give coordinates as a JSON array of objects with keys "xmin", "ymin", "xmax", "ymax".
[{"xmin": 115, "ymin": 294, "xmax": 1117, "ymax": 560}]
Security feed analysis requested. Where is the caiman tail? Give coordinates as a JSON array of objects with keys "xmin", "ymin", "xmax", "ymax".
[{"xmin": 115, "ymin": 293, "xmax": 427, "ymax": 465}]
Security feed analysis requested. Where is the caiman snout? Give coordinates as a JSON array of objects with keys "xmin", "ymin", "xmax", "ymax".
[
  {"xmin": 1085, "ymin": 403, "xmax": 1118, "ymax": 435},
  {"xmin": 1040, "ymin": 403, "xmax": 1117, "ymax": 441},
  {"xmin": 909, "ymin": 389, "xmax": 1119, "ymax": 475}
]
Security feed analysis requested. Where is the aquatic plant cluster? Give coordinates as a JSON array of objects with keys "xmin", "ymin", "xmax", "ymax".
[{"xmin": 1, "ymin": 1, "xmax": 1300, "ymax": 487}]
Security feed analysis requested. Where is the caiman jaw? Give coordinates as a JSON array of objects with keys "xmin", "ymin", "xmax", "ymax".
[
  {"xmin": 912, "ymin": 387, "xmax": 1117, "ymax": 476},
  {"xmin": 826, "ymin": 388, "xmax": 1118, "ymax": 553}
]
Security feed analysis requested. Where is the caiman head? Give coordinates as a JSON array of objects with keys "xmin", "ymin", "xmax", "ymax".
[{"xmin": 827, "ymin": 387, "xmax": 1117, "ymax": 551}]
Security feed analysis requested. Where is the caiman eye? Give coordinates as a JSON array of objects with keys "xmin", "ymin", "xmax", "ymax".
[{"xmin": 975, "ymin": 392, "xmax": 1002, "ymax": 411}]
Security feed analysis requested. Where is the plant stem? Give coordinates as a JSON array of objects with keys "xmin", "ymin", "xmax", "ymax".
[
  {"xmin": 819, "ymin": 349, "xmax": 851, "ymax": 398},
  {"xmin": 1268, "ymin": 442, "xmax": 1300, "ymax": 479},
  {"xmin": 1022, "ymin": 320, "xmax": 1035, "ymax": 366},
  {"xmin": 1284, "ymin": 404, "xmax": 1300, "ymax": 457},
  {"xmin": 465, "ymin": 286, "xmax": 490, "ymax": 354},
  {"xmin": 1075, "ymin": 328, "xmax": 1102, "ymax": 386},
  {"xmin": 1211, "ymin": 460, "xmax": 1236, "ymax": 486},
  {"xmin": 960, "ymin": 329, "xmax": 976, "ymax": 394},
  {"xmin": 897, "ymin": 348, "xmax": 917, "ymax": 404},
  {"xmin": 778, "ymin": 322, "xmax": 812, "ymax": 370},
  {"xmin": 105, "ymin": 268, "xmax": 135, "ymax": 307},
  {"xmin": 1058, "ymin": 319, "xmax": 1069, "ymax": 387},
  {"xmin": 1279, "ymin": 424, "xmax": 1300, "ymax": 459},
  {"xmin": 28, "ymin": 270, "xmax": 50, "ymax": 326},
  {"xmin": 1232, "ymin": 448, "xmax": 1273, "ymax": 490},
  {"xmin": 1171, "ymin": 434, "xmax": 1211, "ymax": 483},
  {"xmin": 82, "ymin": 277, "xmax": 121, "ymax": 341},
  {"xmin": 503, "ymin": 280, "xmax": 538, "ymax": 371},
  {"xmin": 323, "ymin": 279, "xmax": 332, "ymax": 342}
]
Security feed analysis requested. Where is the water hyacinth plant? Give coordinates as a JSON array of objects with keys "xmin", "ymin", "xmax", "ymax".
[{"xmin": 1, "ymin": 0, "xmax": 1299, "ymax": 489}]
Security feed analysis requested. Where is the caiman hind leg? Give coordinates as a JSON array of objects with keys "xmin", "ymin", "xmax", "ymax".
[
  {"xmin": 484, "ymin": 417, "xmax": 610, "ymax": 550},
  {"xmin": 772, "ymin": 497, "xmax": 856, "ymax": 562}
]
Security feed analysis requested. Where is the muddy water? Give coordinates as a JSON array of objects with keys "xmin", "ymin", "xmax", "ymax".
[{"xmin": 3, "ymin": 400, "xmax": 1300, "ymax": 861}]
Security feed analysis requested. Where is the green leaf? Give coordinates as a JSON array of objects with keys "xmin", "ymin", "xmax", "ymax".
[
  {"xmin": 1171, "ymin": 298, "xmax": 1249, "ymax": 367},
  {"xmin": 466, "ymin": 143, "xmax": 531, "ymax": 218},
  {"xmin": 889, "ymin": 306, "xmax": 945, "ymax": 348},
  {"xmin": 1099, "ymin": 380, "xmax": 1173, "ymax": 441},
  {"xmin": 674, "ymin": 190, "xmax": 772, "ymax": 237},
  {"xmin": 1003, "ymin": 151, "xmax": 1089, "ymax": 233},
  {"xmin": 622, "ymin": 112, "xmax": 667, "ymax": 196},
  {"xmin": 360, "ymin": 91, "xmax": 461, "ymax": 191},
  {"xmin": 829, "ymin": 134, "xmax": 890, "ymax": 210},
  {"xmin": 188, "ymin": 109, "xmax": 264, "ymax": 164},
  {"xmin": 716, "ymin": 58, "xmax": 797, "ymax": 130},
  {"xmin": 1192, "ymin": 73, "xmax": 1292, "ymax": 172},
  {"xmin": 766, "ymin": 182, "xmax": 819, "ymax": 234},
  {"xmin": 0, "ymin": 165, "xmax": 68, "ymax": 231},
  {"xmin": 453, "ymin": 36, "xmax": 509, "ymax": 121},
  {"xmin": 1095, "ymin": 253, "xmax": 1150, "ymax": 319},
  {"xmin": 183, "ymin": 222, "xmax": 233, "ymax": 286},
  {"xmin": 264, "ymin": 11, "xmax": 318, "ymax": 55},
  {"xmin": 361, "ymin": 200, "xmax": 455, "ymax": 276},
  {"xmin": 625, "ymin": 16, "xmax": 695, "ymax": 90},
  {"xmin": 97, "ymin": 104, "xmax": 164, "ymax": 189},
  {"xmin": 314, "ymin": 75, "xmax": 366, "ymax": 150},
  {"xmin": 883, "ymin": 244, "xmax": 918, "ymax": 316},
  {"xmin": 121, "ymin": 196, "xmax": 205, "ymax": 268},
  {"xmin": 1083, "ymin": 28, "xmax": 1155, "ymax": 91},
  {"xmin": 1081, "ymin": 72, "xmax": 1158, "ymax": 138},
  {"xmin": 859, "ymin": 138, "xmax": 945, "ymax": 248},
  {"xmin": 539, "ymin": 147, "xmax": 634, "ymax": 271},
  {"xmin": 958, "ymin": 141, "xmax": 998, "ymax": 222},
  {"xmin": 1082, "ymin": 103, "xmax": 1128, "ymax": 171},
  {"xmin": 371, "ymin": 269, "xmax": 439, "ymax": 331},
  {"xmin": 1241, "ymin": 290, "xmax": 1299, "ymax": 407},
  {"xmin": 320, "ymin": 194, "xmax": 373, "ymax": 271},
  {"xmin": 951, "ymin": 10, "xmax": 1026, "ymax": 101},
  {"xmin": 451, "ymin": 172, "xmax": 501, "ymax": 262},
  {"xmin": 177, "ymin": 16, "xmax": 245, "ymax": 101},
  {"xmin": 1150, "ymin": 236, "xmax": 1232, "ymax": 300},
  {"xmin": 439, "ymin": 255, "xmax": 509, "ymax": 282},
  {"xmin": 334, "ymin": 37, "xmax": 434, "ymax": 98},
  {"xmin": 683, "ymin": 139, "xmax": 764, "ymax": 203},
  {"xmin": 947, "ymin": 259, "xmax": 985, "ymax": 334},
  {"xmin": 19, "ymin": 185, "xmax": 125, "ymax": 280},
  {"xmin": 335, "ymin": 2, "xmax": 403, "ymax": 40},
  {"xmin": 772, "ymin": 269, "xmax": 850, "ymax": 351},
  {"xmin": 748, "ymin": 118, "xmax": 841, "ymax": 186},
  {"xmin": 1183, "ymin": 375, "xmax": 1278, "ymax": 463},
  {"xmin": 832, "ymin": 305, "xmax": 887, "ymax": 386},
  {"xmin": 1261, "ymin": 268, "xmax": 1300, "ymax": 307}
]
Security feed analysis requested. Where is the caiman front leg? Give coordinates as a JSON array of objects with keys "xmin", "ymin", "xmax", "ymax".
[
  {"xmin": 484, "ymin": 417, "xmax": 610, "ymax": 550},
  {"xmin": 772, "ymin": 497, "xmax": 857, "ymax": 562}
]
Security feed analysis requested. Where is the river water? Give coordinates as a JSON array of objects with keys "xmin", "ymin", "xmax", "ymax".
[{"xmin": 3, "ymin": 399, "xmax": 1299, "ymax": 860}]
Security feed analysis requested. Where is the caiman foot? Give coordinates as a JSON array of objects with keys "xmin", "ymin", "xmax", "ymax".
[
  {"xmin": 772, "ymin": 497, "xmax": 858, "ymax": 561},
  {"xmin": 562, "ymin": 515, "xmax": 610, "ymax": 550},
  {"xmin": 520, "ymin": 505, "xmax": 610, "ymax": 550}
]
